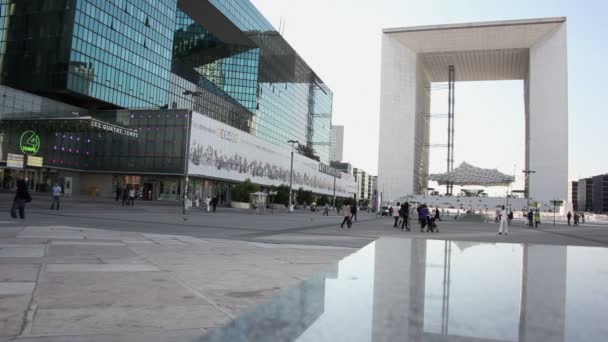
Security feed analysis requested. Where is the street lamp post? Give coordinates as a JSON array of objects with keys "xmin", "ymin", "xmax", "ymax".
[
  {"xmin": 287, "ymin": 140, "xmax": 299, "ymax": 213},
  {"xmin": 181, "ymin": 91, "xmax": 202, "ymax": 215}
]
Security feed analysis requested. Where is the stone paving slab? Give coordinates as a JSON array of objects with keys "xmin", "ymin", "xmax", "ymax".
[
  {"xmin": 0, "ymin": 264, "xmax": 40, "ymax": 282},
  {"xmin": 44, "ymin": 264, "xmax": 159, "ymax": 272},
  {"xmin": 11, "ymin": 329, "xmax": 205, "ymax": 342},
  {"xmin": 47, "ymin": 245, "xmax": 136, "ymax": 259},
  {"xmin": 30, "ymin": 305, "xmax": 226, "ymax": 336},
  {"xmin": 34, "ymin": 271, "xmax": 207, "ymax": 309},
  {"xmin": 0, "ymin": 282, "xmax": 35, "ymax": 295},
  {"xmin": 0, "ymin": 245, "xmax": 45, "ymax": 258},
  {"xmin": 0, "ymin": 293, "xmax": 31, "ymax": 337}
]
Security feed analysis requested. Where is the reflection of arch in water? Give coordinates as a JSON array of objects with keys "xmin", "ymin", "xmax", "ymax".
[{"xmin": 371, "ymin": 239, "xmax": 567, "ymax": 341}]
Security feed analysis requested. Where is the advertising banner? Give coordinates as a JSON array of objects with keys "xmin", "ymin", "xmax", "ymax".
[{"xmin": 188, "ymin": 112, "xmax": 356, "ymax": 197}]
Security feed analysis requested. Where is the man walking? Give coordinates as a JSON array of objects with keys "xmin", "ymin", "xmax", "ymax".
[
  {"xmin": 323, "ymin": 204, "xmax": 329, "ymax": 216},
  {"xmin": 115, "ymin": 184, "xmax": 122, "ymax": 202},
  {"xmin": 122, "ymin": 186, "xmax": 129, "ymax": 206},
  {"xmin": 10, "ymin": 174, "xmax": 30, "ymax": 220},
  {"xmin": 401, "ymin": 202, "xmax": 410, "ymax": 231},
  {"xmin": 340, "ymin": 204, "xmax": 352, "ymax": 228},
  {"xmin": 434, "ymin": 207, "xmax": 442, "ymax": 221},
  {"xmin": 128, "ymin": 187, "xmax": 136, "ymax": 206},
  {"xmin": 567, "ymin": 211, "xmax": 572, "ymax": 226},
  {"xmin": 498, "ymin": 205, "xmax": 508, "ymax": 235},
  {"xmin": 211, "ymin": 196, "xmax": 218, "ymax": 212},
  {"xmin": 392, "ymin": 202, "xmax": 400, "ymax": 228},
  {"xmin": 527, "ymin": 210, "xmax": 534, "ymax": 228},
  {"xmin": 573, "ymin": 212, "xmax": 580, "ymax": 226},
  {"xmin": 351, "ymin": 204, "xmax": 357, "ymax": 222},
  {"xmin": 50, "ymin": 183, "xmax": 62, "ymax": 210}
]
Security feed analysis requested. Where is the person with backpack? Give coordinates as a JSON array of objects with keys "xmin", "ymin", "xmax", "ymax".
[{"xmin": 10, "ymin": 174, "xmax": 31, "ymax": 219}]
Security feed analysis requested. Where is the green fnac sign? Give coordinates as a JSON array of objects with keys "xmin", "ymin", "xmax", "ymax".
[{"xmin": 20, "ymin": 131, "xmax": 40, "ymax": 155}]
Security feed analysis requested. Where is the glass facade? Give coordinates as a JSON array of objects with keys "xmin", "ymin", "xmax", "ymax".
[
  {"xmin": 0, "ymin": 0, "xmax": 333, "ymax": 164},
  {"xmin": 1, "ymin": 109, "xmax": 188, "ymax": 175}
]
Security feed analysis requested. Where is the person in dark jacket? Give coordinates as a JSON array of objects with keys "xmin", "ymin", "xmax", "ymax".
[
  {"xmin": 350, "ymin": 204, "xmax": 357, "ymax": 222},
  {"xmin": 11, "ymin": 175, "xmax": 30, "ymax": 219},
  {"xmin": 400, "ymin": 202, "xmax": 410, "ymax": 231}
]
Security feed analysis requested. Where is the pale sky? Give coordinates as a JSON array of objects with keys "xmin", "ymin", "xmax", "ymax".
[{"xmin": 250, "ymin": 0, "xmax": 607, "ymax": 182}]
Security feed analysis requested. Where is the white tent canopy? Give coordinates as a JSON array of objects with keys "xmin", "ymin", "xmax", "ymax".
[{"xmin": 429, "ymin": 162, "xmax": 515, "ymax": 187}]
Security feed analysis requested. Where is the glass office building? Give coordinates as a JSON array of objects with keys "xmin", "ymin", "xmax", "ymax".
[
  {"xmin": 0, "ymin": 0, "xmax": 331, "ymax": 160},
  {"xmin": 0, "ymin": 0, "xmax": 339, "ymax": 200}
]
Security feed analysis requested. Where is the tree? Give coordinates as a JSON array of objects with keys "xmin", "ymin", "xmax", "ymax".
[
  {"xmin": 317, "ymin": 195, "xmax": 330, "ymax": 206},
  {"xmin": 296, "ymin": 144, "xmax": 320, "ymax": 162},
  {"xmin": 231, "ymin": 178, "xmax": 260, "ymax": 203},
  {"xmin": 296, "ymin": 187, "xmax": 314, "ymax": 205},
  {"xmin": 270, "ymin": 184, "xmax": 290, "ymax": 205}
]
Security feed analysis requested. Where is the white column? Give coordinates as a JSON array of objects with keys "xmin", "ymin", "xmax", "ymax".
[
  {"xmin": 378, "ymin": 33, "xmax": 419, "ymax": 202},
  {"xmin": 528, "ymin": 22, "xmax": 569, "ymax": 204}
]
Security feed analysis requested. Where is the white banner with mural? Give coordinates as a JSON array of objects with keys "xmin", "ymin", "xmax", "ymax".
[{"xmin": 188, "ymin": 112, "xmax": 356, "ymax": 197}]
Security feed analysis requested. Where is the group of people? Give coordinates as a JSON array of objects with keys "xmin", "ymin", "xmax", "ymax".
[
  {"xmin": 388, "ymin": 202, "xmax": 439, "ymax": 232},
  {"xmin": 566, "ymin": 211, "xmax": 585, "ymax": 226},
  {"xmin": 115, "ymin": 184, "xmax": 137, "ymax": 206},
  {"xmin": 9, "ymin": 174, "xmax": 63, "ymax": 219},
  {"xmin": 193, "ymin": 196, "xmax": 219, "ymax": 212}
]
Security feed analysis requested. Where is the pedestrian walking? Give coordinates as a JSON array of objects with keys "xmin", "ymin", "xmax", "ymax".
[
  {"xmin": 581, "ymin": 213, "xmax": 585, "ymax": 225},
  {"xmin": 323, "ymin": 204, "xmax": 329, "ymax": 216},
  {"xmin": 567, "ymin": 211, "xmax": 572, "ymax": 226},
  {"xmin": 392, "ymin": 202, "xmax": 400, "ymax": 228},
  {"xmin": 400, "ymin": 202, "xmax": 410, "ymax": 231},
  {"xmin": 10, "ymin": 175, "xmax": 31, "ymax": 219},
  {"xmin": 50, "ymin": 183, "xmax": 62, "ymax": 210},
  {"xmin": 434, "ymin": 207, "xmax": 442, "ymax": 221},
  {"xmin": 211, "ymin": 196, "xmax": 218, "ymax": 212},
  {"xmin": 534, "ymin": 210, "xmax": 541, "ymax": 228},
  {"xmin": 115, "ymin": 184, "xmax": 122, "ymax": 202},
  {"xmin": 573, "ymin": 212, "xmax": 580, "ymax": 226},
  {"xmin": 498, "ymin": 205, "xmax": 508, "ymax": 235},
  {"xmin": 507, "ymin": 210, "xmax": 514, "ymax": 225},
  {"xmin": 122, "ymin": 186, "xmax": 129, "ymax": 206},
  {"xmin": 351, "ymin": 204, "xmax": 357, "ymax": 222},
  {"xmin": 205, "ymin": 196, "xmax": 211, "ymax": 212},
  {"xmin": 527, "ymin": 210, "xmax": 534, "ymax": 228},
  {"xmin": 340, "ymin": 204, "xmax": 352, "ymax": 228},
  {"xmin": 418, "ymin": 204, "xmax": 429, "ymax": 233},
  {"xmin": 128, "ymin": 187, "xmax": 136, "ymax": 206}
]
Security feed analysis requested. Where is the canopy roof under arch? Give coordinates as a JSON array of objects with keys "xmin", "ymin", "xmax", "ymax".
[{"xmin": 429, "ymin": 162, "xmax": 514, "ymax": 187}]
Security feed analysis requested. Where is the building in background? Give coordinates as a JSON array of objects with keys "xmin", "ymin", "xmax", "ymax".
[
  {"xmin": 591, "ymin": 175, "xmax": 608, "ymax": 214},
  {"xmin": 330, "ymin": 125, "xmax": 344, "ymax": 162},
  {"xmin": 330, "ymin": 161, "xmax": 353, "ymax": 176},
  {"xmin": 0, "ymin": 0, "xmax": 355, "ymax": 201},
  {"xmin": 570, "ymin": 181, "xmax": 578, "ymax": 212},
  {"xmin": 353, "ymin": 168, "xmax": 377, "ymax": 205},
  {"xmin": 577, "ymin": 178, "xmax": 593, "ymax": 213}
]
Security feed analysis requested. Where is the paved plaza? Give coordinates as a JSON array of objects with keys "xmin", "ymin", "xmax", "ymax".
[{"xmin": 1, "ymin": 197, "xmax": 608, "ymax": 341}]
